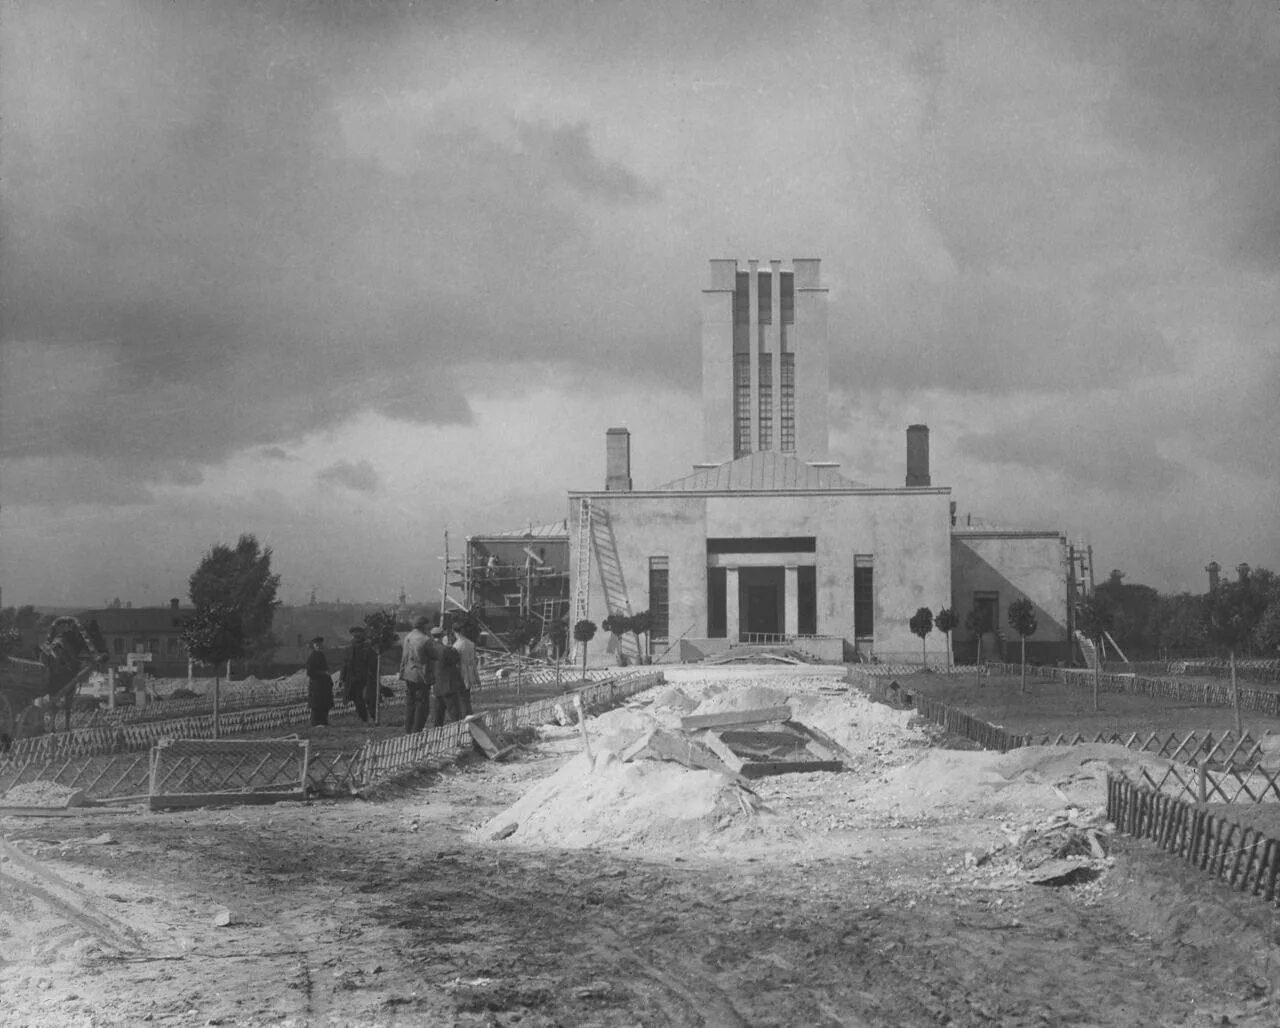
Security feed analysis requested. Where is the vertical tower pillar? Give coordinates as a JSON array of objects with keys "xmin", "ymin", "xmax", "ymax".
[
  {"xmin": 725, "ymin": 567, "xmax": 740, "ymax": 643},
  {"xmin": 784, "ymin": 565, "xmax": 799, "ymax": 638}
]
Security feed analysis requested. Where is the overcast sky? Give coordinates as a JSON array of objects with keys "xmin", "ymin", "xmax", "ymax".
[{"xmin": 2, "ymin": 0, "xmax": 1277, "ymax": 607}]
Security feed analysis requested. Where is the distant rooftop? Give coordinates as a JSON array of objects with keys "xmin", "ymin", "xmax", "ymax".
[{"xmin": 469, "ymin": 520, "xmax": 569, "ymax": 541}]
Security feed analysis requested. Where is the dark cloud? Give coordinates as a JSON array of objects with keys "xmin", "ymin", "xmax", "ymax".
[
  {"xmin": 515, "ymin": 121, "xmax": 661, "ymax": 204},
  {"xmin": 957, "ymin": 418, "xmax": 1186, "ymax": 494},
  {"xmin": 259, "ymin": 446, "xmax": 297, "ymax": 462},
  {"xmin": 316, "ymin": 459, "xmax": 380, "ymax": 494}
]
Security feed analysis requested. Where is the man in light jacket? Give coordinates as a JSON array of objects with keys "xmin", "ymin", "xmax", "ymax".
[{"xmin": 399, "ymin": 617, "xmax": 434, "ymax": 734}]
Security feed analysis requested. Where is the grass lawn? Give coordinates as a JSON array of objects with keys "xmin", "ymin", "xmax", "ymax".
[{"xmin": 902, "ymin": 671, "xmax": 1280, "ymax": 741}]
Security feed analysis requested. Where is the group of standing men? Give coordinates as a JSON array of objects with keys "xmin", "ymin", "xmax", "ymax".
[
  {"xmin": 399, "ymin": 615, "xmax": 479, "ymax": 734},
  {"xmin": 302, "ymin": 616, "xmax": 481, "ymax": 732}
]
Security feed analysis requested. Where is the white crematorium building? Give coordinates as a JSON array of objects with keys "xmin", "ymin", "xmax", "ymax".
[{"xmin": 563, "ymin": 257, "xmax": 1070, "ymax": 666}]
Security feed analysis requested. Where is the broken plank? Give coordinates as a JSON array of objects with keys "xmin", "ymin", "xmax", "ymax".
[
  {"xmin": 639, "ymin": 729, "xmax": 745, "ymax": 781},
  {"xmin": 785, "ymin": 721, "xmax": 854, "ymax": 762},
  {"xmin": 699, "ymin": 731, "xmax": 746, "ymax": 774},
  {"xmin": 739, "ymin": 759, "xmax": 844, "ymax": 779},
  {"xmin": 680, "ymin": 705, "xmax": 792, "ymax": 732},
  {"xmin": 467, "ymin": 717, "xmax": 514, "ymax": 761}
]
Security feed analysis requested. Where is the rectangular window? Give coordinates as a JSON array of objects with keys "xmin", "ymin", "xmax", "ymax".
[
  {"xmin": 733, "ymin": 353, "xmax": 752, "ymax": 457},
  {"xmin": 757, "ymin": 270, "xmax": 771, "ymax": 324},
  {"xmin": 854, "ymin": 556, "xmax": 874, "ymax": 638},
  {"xmin": 113, "ymin": 638, "xmax": 125, "ymax": 655},
  {"xmin": 648, "ymin": 558, "xmax": 670, "ymax": 641},
  {"xmin": 780, "ymin": 353, "xmax": 796, "ymax": 452},
  {"xmin": 781, "ymin": 271, "xmax": 794, "ymax": 324},
  {"xmin": 167, "ymin": 637, "xmax": 179, "ymax": 655},
  {"xmin": 757, "ymin": 355, "xmax": 772, "ymax": 450},
  {"xmin": 733, "ymin": 271, "xmax": 750, "ymax": 325}
]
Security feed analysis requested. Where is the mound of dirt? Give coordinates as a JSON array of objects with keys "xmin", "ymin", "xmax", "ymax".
[
  {"xmin": 1, "ymin": 782, "xmax": 87, "ymax": 808},
  {"xmin": 479, "ymin": 749, "xmax": 797, "ymax": 852}
]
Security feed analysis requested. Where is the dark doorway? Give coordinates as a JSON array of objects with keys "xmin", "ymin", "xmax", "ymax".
[
  {"xmin": 740, "ymin": 567, "xmax": 783, "ymax": 637},
  {"xmin": 707, "ymin": 567, "xmax": 726, "ymax": 638}
]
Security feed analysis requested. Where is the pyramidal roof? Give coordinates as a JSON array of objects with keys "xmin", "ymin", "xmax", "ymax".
[{"xmin": 657, "ymin": 451, "xmax": 867, "ymax": 492}]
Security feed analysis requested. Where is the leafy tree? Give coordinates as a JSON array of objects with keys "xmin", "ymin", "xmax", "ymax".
[
  {"xmin": 1007, "ymin": 598, "xmax": 1038, "ymax": 694},
  {"xmin": 1147, "ymin": 593, "xmax": 1207, "ymax": 658},
  {"xmin": 1255, "ymin": 600, "xmax": 1280, "ymax": 657},
  {"xmin": 934, "ymin": 608, "xmax": 958, "ymax": 670},
  {"xmin": 601, "ymin": 613, "xmax": 631, "ymax": 666},
  {"xmin": 630, "ymin": 609, "xmax": 653, "ymax": 664},
  {"xmin": 1094, "ymin": 569, "xmax": 1159, "ymax": 659},
  {"xmin": 1075, "ymin": 595, "xmax": 1114, "ymax": 712},
  {"xmin": 1203, "ymin": 569, "xmax": 1274, "ymax": 735},
  {"xmin": 189, "ymin": 535, "xmax": 281, "ymax": 674},
  {"xmin": 573, "ymin": 619, "xmax": 597, "ymax": 680},
  {"xmin": 180, "ymin": 603, "xmax": 244, "ymax": 738},
  {"xmin": 363, "ymin": 609, "xmax": 400, "ymax": 655},
  {"xmin": 964, "ymin": 607, "xmax": 993, "ymax": 663},
  {"xmin": 908, "ymin": 607, "xmax": 933, "ymax": 666}
]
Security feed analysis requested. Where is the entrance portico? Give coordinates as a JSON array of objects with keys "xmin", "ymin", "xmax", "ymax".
[{"xmin": 708, "ymin": 541, "xmax": 816, "ymax": 642}]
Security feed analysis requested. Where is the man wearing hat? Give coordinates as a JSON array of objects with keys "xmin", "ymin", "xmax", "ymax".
[
  {"xmin": 305, "ymin": 636, "xmax": 333, "ymax": 728},
  {"xmin": 341, "ymin": 625, "xmax": 380, "ymax": 724},
  {"xmin": 429, "ymin": 624, "xmax": 465, "ymax": 727},
  {"xmin": 399, "ymin": 616, "xmax": 435, "ymax": 733}
]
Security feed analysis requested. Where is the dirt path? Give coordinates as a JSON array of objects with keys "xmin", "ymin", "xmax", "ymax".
[{"xmin": 3, "ymin": 669, "xmax": 1280, "ymax": 1026}]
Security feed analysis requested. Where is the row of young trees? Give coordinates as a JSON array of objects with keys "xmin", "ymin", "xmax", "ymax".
[{"xmin": 908, "ymin": 600, "xmax": 1040, "ymax": 690}]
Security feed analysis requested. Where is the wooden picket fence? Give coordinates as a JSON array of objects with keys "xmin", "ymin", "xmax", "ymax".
[
  {"xmin": 0, "ymin": 670, "xmax": 664, "ymax": 804},
  {"xmin": 1108, "ymin": 775, "xmax": 1280, "ymax": 902}
]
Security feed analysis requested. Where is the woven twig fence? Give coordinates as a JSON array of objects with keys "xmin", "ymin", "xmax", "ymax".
[
  {"xmin": 850, "ymin": 665, "xmax": 986, "ymax": 679},
  {"xmin": 984, "ymin": 663, "xmax": 1280, "ymax": 716},
  {"xmin": 1108, "ymin": 774, "xmax": 1280, "ymax": 903},
  {"xmin": 0, "ymin": 671, "xmax": 664, "ymax": 803},
  {"xmin": 905, "ymin": 694, "xmax": 1267, "ymax": 777},
  {"xmin": 1120, "ymin": 758, "xmax": 1280, "ymax": 806},
  {"xmin": 2, "ymin": 704, "xmax": 312, "ymax": 767},
  {"xmin": 911, "ymin": 694, "xmax": 1025, "ymax": 752},
  {"xmin": 149, "ymin": 738, "xmax": 311, "ymax": 808}
]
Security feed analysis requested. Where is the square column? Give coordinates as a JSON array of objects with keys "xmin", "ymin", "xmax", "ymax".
[
  {"xmin": 725, "ymin": 566, "xmax": 740, "ymax": 642},
  {"xmin": 784, "ymin": 564, "xmax": 799, "ymax": 637}
]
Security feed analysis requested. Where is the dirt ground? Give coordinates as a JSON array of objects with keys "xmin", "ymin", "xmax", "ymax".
[{"xmin": 4, "ymin": 666, "xmax": 1280, "ymax": 1027}]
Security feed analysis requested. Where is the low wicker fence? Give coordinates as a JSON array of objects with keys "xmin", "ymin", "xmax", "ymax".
[
  {"xmin": 985, "ymin": 662, "xmax": 1280, "ymax": 716},
  {"xmin": 905, "ymin": 694, "xmax": 1270, "ymax": 794},
  {"xmin": 0, "ymin": 670, "xmax": 664, "ymax": 804},
  {"xmin": 1108, "ymin": 775, "xmax": 1280, "ymax": 903}
]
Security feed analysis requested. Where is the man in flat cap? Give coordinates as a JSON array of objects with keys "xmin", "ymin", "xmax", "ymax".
[
  {"xmin": 305, "ymin": 636, "xmax": 333, "ymax": 728},
  {"xmin": 399, "ymin": 616, "xmax": 435, "ymax": 733},
  {"xmin": 341, "ymin": 625, "xmax": 380, "ymax": 724}
]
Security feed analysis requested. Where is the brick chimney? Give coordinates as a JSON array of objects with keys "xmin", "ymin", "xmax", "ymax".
[
  {"xmin": 906, "ymin": 425, "xmax": 930, "ymax": 487},
  {"xmin": 606, "ymin": 428, "xmax": 632, "ymax": 492}
]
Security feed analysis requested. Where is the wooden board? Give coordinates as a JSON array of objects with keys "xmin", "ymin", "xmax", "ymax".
[
  {"xmin": 739, "ymin": 760, "xmax": 844, "ymax": 779},
  {"xmin": 784, "ymin": 721, "xmax": 854, "ymax": 762},
  {"xmin": 149, "ymin": 790, "xmax": 305, "ymax": 810},
  {"xmin": 637, "ymin": 729, "xmax": 745, "ymax": 781},
  {"xmin": 679, "ymin": 705, "xmax": 792, "ymax": 732},
  {"xmin": 466, "ymin": 716, "xmax": 516, "ymax": 761},
  {"xmin": 699, "ymin": 731, "xmax": 746, "ymax": 774}
]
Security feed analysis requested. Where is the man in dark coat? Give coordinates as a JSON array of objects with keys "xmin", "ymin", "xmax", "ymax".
[
  {"xmin": 341, "ymin": 625, "xmax": 380, "ymax": 723},
  {"xmin": 429, "ymin": 625, "xmax": 465, "ymax": 727},
  {"xmin": 305, "ymin": 636, "xmax": 333, "ymax": 728},
  {"xmin": 399, "ymin": 617, "xmax": 434, "ymax": 734}
]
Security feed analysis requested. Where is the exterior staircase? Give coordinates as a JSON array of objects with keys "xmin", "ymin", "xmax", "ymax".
[{"xmin": 1075, "ymin": 631, "xmax": 1100, "ymax": 669}]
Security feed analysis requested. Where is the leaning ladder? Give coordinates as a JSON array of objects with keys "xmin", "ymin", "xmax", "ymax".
[{"xmin": 570, "ymin": 498, "xmax": 592, "ymax": 658}]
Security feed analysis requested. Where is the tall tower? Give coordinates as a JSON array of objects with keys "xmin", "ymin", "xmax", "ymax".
[{"xmin": 700, "ymin": 258, "xmax": 830, "ymax": 466}]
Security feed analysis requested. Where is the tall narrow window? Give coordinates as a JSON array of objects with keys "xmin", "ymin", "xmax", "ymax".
[
  {"xmin": 779, "ymin": 353, "xmax": 796, "ymax": 452},
  {"xmin": 757, "ymin": 270, "xmax": 771, "ymax": 324},
  {"xmin": 854, "ymin": 556, "xmax": 874, "ymax": 638},
  {"xmin": 757, "ymin": 355, "xmax": 772, "ymax": 450},
  {"xmin": 780, "ymin": 271, "xmax": 794, "ymax": 324},
  {"xmin": 648, "ymin": 557, "xmax": 670, "ymax": 641},
  {"xmin": 733, "ymin": 353, "xmax": 752, "ymax": 457}
]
